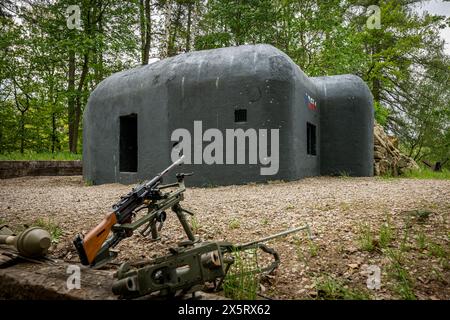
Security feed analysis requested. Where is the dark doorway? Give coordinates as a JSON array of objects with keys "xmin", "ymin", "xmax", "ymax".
[
  {"xmin": 120, "ymin": 114, "xmax": 138, "ymax": 172},
  {"xmin": 307, "ymin": 122, "xmax": 317, "ymax": 156}
]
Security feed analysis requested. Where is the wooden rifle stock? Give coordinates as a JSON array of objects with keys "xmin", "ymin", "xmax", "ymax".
[{"xmin": 79, "ymin": 212, "xmax": 117, "ymax": 265}]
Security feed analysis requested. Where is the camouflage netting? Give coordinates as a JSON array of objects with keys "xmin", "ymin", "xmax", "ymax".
[{"xmin": 373, "ymin": 123, "xmax": 419, "ymax": 176}]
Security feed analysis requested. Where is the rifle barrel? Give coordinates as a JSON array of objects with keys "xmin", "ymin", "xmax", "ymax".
[
  {"xmin": 144, "ymin": 156, "xmax": 185, "ymax": 188},
  {"xmin": 238, "ymin": 225, "xmax": 311, "ymax": 249}
]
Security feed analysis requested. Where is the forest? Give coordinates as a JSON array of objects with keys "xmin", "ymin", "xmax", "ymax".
[{"xmin": 0, "ymin": 0, "xmax": 449, "ymax": 167}]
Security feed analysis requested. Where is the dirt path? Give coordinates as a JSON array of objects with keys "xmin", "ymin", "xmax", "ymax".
[{"xmin": 0, "ymin": 176, "xmax": 448, "ymax": 299}]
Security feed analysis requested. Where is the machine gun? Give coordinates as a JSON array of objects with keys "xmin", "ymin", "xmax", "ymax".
[
  {"xmin": 73, "ymin": 156, "xmax": 198, "ymax": 267},
  {"xmin": 112, "ymin": 226, "xmax": 312, "ymax": 299}
]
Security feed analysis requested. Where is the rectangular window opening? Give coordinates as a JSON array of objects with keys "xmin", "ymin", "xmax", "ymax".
[
  {"xmin": 234, "ymin": 109, "xmax": 247, "ymax": 123},
  {"xmin": 120, "ymin": 114, "xmax": 138, "ymax": 172},
  {"xmin": 307, "ymin": 122, "xmax": 317, "ymax": 156}
]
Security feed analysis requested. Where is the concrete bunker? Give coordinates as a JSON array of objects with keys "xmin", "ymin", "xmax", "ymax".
[{"xmin": 83, "ymin": 44, "xmax": 374, "ymax": 186}]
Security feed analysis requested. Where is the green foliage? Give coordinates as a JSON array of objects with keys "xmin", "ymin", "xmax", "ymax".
[
  {"xmin": 386, "ymin": 249, "xmax": 416, "ymax": 300},
  {"xmin": 0, "ymin": 151, "xmax": 81, "ymax": 161},
  {"xmin": 295, "ymin": 238, "xmax": 320, "ymax": 263},
  {"xmin": 338, "ymin": 171, "xmax": 351, "ymax": 178},
  {"xmin": 358, "ymin": 223, "xmax": 376, "ymax": 252},
  {"xmin": 374, "ymin": 102, "xmax": 390, "ymax": 126},
  {"xmin": 399, "ymin": 227, "xmax": 411, "ymax": 252},
  {"xmin": 409, "ymin": 209, "xmax": 433, "ymax": 222},
  {"xmin": 315, "ymin": 274, "xmax": 371, "ymax": 300},
  {"xmin": 379, "ymin": 220, "xmax": 394, "ymax": 249},
  {"xmin": 307, "ymin": 239, "xmax": 320, "ymax": 258},
  {"xmin": 32, "ymin": 218, "xmax": 63, "ymax": 243},
  {"xmin": 190, "ymin": 215, "xmax": 200, "ymax": 234},
  {"xmin": 223, "ymin": 249, "xmax": 260, "ymax": 300},
  {"xmin": 403, "ymin": 169, "xmax": 450, "ymax": 180},
  {"xmin": 415, "ymin": 231, "xmax": 427, "ymax": 251},
  {"xmin": 1, "ymin": 0, "xmax": 449, "ymax": 165},
  {"xmin": 427, "ymin": 241, "xmax": 447, "ymax": 260},
  {"xmin": 228, "ymin": 218, "xmax": 241, "ymax": 230}
]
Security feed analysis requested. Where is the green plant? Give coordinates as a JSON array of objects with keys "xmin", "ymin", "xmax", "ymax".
[
  {"xmin": 431, "ymin": 267, "xmax": 447, "ymax": 282},
  {"xmin": 378, "ymin": 172, "xmax": 395, "ymax": 180},
  {"xmin": 222, "ymin": 249, "xmax": 260, "ymax": 300},
  {"xmin": 379, "ymin": 220, "xmax": 394, "ymax": 248},
  {"xmin": 374, "ymin": 102, "xmax": 390, "ymax": 126},
  {"xmin": 338, "ymin": 202, "xmax": 351, "ymax": 211},
  {"xmin": 386, "ymin": 249, "xmax": 416, "ymax": 300},
  {"xmin": 84, "ymin": 179, "xmax": 94, "ymax": 186},
  {"xmin": 308, "ymin": 239, "xmax": 319, "ymax": 257},
  {"xmin": 415, "ymin": 232, "xmax": 427, "ymax": 251},
  {"xmin": 402, "ymin": 168, "xmax": 450, "ymax": 180},
  {"xmin": 0, "ymin": 151, "xmax": 81, "ymax": 161},
  {"xmin": 427, "ymin": 241, "xmax": 447, "ymax": 259},
  {"xmin": 338, "ymin": 171, "xmax": 350, "ymax": 178},
  {"xmin": 295, "ymin": 238, "xmax": 320, "ymax": 263},
  {"xmin": 228, "ymin": 218, "xmax": 241, "ymax": 230},
  {"xmin": 412, "ymin": 210, "xmax": 432, "ymax": 222},
  {"xmin": 190, "ymin": 215, "xmax": 200, "ymax": 234},
  {"xmin": 261, "ymin": 218, "xmax": 269, "ymax": 226},
  {"xmin": 358, "ymin": 224, "xmax": 376, "ymax": 252},
  {"xmin": 32, "ymin": 218, "xmax": 63, "ymax": 243},
  {"xmin": 400, "ymin": 228, "xmax": 411, "ymax": 252},
  {"xmin": 315, "ymin": 275, "xmax": 371, "ymax": 300}
]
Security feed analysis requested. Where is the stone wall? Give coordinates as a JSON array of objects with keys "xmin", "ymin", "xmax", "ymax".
[
  {"xmin": 0, "ymin": 161, "xmax": 82, "ymax": 179},
  {"xmin": 374, "ymin": 123, "xmax": 419, "ymax": 176}
]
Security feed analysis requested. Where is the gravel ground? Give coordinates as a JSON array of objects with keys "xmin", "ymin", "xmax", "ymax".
[{"xmin": 0, "ymin": 176, "xmax": 449, "ymax": 300}]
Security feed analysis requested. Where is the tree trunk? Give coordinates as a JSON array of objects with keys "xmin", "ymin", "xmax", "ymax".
[
  {"xmin": 92, "ymin": 2, "xmax": 104, "ymax": 84},
  {"xmin": 51, "ymin": 112, "xmax": 56, "ymax": 153},
  {"xmin": 13, "ymin": 83, "xmax": 29, "ymax": 154},
  {"xmin": 372, "ymin": 77, "xmax": 381, "ymax": 103},
  {"xmin": 186, "ymin": 1, "xmax": 192, "ymax": 52},
  {"xmin": 168, "ymin": 3, "xmax": 182, "ymax": 57},
  {"xmin": 72, "ymin": 54, "xmax": 90, "ymax": 154},
  {"xmin": 20, "ymin": 110, "xmax": 25, "ymax": 154},
  {"xmin": 68, "ymin": 50, "xmax": 76, "ymax": 153},
  {"xmin": 164, "ymin": 0, "xmax": 172, "ymax": 58},
  {"xmin": 139, "ymin": 0, "xmax": 152, "ymax": 64}
]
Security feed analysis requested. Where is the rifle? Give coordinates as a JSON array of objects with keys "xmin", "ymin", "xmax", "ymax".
[
  {"xmin": 73, "ymin": 156, "xmax": 198, "ymax": 267},
  {"xmin": 112, "ymin": 226, "xmax": 312, "ymax": 299}
]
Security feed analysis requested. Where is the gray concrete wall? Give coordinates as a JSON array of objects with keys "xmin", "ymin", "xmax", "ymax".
[
  {"xmin": 166, "ymin": 45, "xmax": 298, "ymax": 186},
  {"xmin": 312, "ymin": 75, "xmax": 374, "ymax": 176}
]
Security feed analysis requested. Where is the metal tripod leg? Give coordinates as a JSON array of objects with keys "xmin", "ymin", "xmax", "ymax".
[{"xmin": 172, "ymin": 203, "xmax": 198, "ymax": 243}]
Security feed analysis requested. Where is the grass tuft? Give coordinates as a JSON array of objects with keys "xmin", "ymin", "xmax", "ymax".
[
  {"xmin": 228, "ymin": 218, "xmax": 241, "ymax": 230},
  {"xmin": 379, "ymin": 219, "xmax": 394, "ymax": 249},
  {"xmin": 0, "ymin": 151, "xmax": 81, "ymax": 161},
  {"xmin": 415, "ymin": 231, "xmax": 427, "ymax": 251},
  {"xmin": 32, "ymin": 218, "xmax": 63, "ymax": 243},
  {"xmin": 358, "ymin": 223, "xmax": 376, "ymax": 252},
  {"xmin": 190, "ymin": 215, "xmax": 200, "ymax": 234},
  {"xmin": 315, "ymin": 275, "xmax": 371, "ymax": 300},
  {"xmin": 386, "ymin": 249, "xmax": 416, "ymax": 300},
  {"xmin": 222, "ymin": 249, "xmax": 260, "ymax": 300},
  {"xmin": 402, "ymin": 168, "xmax": 450, "ymax": 180}
]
